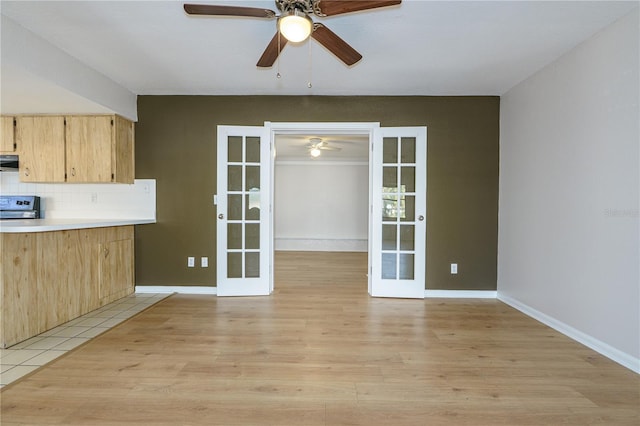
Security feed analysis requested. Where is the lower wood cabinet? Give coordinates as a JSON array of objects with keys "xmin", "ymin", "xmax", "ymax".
[
  {"xmin": 0, "ymin": 226, "xmax": 134, "ymax": 348},
  {"xmin": 0, "ymin": 233, "xmax": 39, "ymax": 347},
  {"xmin": 97, "ymin": 226, "xmax": 134, "ymax": 303}
]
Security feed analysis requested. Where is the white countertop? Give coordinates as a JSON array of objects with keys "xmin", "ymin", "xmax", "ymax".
[{"xmin": 0, "ymin": 218, "xmax": 156, "ymax": 233}]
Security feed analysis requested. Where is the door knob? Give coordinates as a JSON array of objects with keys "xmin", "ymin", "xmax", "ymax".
[
  {"xmin": 418, "ymin": 215, "xmax": 424, "ymax": 221},
  {"xmin": 218, "ymin": 214, "xmax": 224, "ymax": 219}
]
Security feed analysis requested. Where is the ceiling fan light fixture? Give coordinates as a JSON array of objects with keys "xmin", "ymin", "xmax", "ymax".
[
  {"xmin": 278, "ymin": 9, "xmax": 313, "ymax": 42},
  {"xmin": 310, "ymin": 147, "xmax": 321, "ymax": 157}
]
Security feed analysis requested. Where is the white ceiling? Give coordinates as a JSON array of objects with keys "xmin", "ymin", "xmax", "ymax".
[{"xmin": 1, "ymin": 0, "xmax": 637, "ymax": 108}]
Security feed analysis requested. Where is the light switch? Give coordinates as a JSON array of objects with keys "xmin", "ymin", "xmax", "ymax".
[
  {"xmin": 188, "ymin": 257, "xmax": 195, "ymax": 268},
  {"xmin": 201, "ymin": 257, "xmax": 208, "ymax": 268},
  {"xmin": 451, "ymin": 263, "xmax": 458, "ymax": 274}
]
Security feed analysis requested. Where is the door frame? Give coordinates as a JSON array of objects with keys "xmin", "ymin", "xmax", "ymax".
[{"xmin": 265, "ymin": 122, "xmax": 380, "ymax": 294}]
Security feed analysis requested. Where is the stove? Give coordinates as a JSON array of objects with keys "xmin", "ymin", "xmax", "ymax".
[{"xmin": 0, "ymin": 195, "xmax": 41, "ymax": 219}]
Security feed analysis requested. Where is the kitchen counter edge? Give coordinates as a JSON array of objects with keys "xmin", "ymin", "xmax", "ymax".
[{"xmin": 0, "ymin": 218, "xmax": 156, "ymax": 233}]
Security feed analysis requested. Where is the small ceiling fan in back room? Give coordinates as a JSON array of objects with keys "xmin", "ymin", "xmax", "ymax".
[{"xmin": 183, "ymin": 1, "xmax": 402, "ymax": 67}]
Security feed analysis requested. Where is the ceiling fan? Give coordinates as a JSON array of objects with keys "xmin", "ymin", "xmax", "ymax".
[
  {"xmin": 306, "ymin": 137, "xmax": 342, "ymax": 157},
  {"xmin": 183, "ymin": 1, "xmax": 402, "ymax": 67}
]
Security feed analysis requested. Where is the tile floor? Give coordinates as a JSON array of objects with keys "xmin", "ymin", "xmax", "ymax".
[{"xmin": 0, "ymin": 292, "xmax": 170, "ymax": 388}]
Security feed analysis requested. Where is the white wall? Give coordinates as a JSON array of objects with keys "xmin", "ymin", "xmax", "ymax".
[
  {"xmin": 275, "ymin": 162, "xmax": 368, "ymax": 251},
  {"xmin": 0, "ymin": 172, "xmax": 155, "ymax": 220},
  {"xmin": 498, "ymin": 9, "xmax": 639, "ymax": 372}
]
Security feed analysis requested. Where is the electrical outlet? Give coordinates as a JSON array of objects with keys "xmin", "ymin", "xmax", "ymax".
[
  {"xmin": 187, "ymin": 257, "xmax": 195, "ymax": 268},
  {"xmin": 451, "ymin": 263, "xmax": 458, "ymax": 274},
  {"xmin": 201, "ymin": 257, "xmax": 208, "ymax": 268}
]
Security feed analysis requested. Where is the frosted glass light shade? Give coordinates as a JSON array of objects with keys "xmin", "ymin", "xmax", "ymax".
[
  {"xmin": 278, "ymin": 11, "xmax": 313, "ymax": 43},
  {"xmin": 310, "ymin": 148, "xmax": 321, "ymax": 157}
]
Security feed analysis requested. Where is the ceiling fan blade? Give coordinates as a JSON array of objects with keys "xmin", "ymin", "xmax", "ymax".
[
  {"xmin": 314, "ymin": 0, "xmax": 401, "ymax": 16},
  {"xmin": 257, "ymin": 32, "xmax": 288, "ymax": 68},
  {"xmin": 183, "ymin": 4, "xmax": 276, "ymax": 19},
  {"xmin": 311, "ymin": 24, "xmax": 362, "ymax": 66},
  {"xmin": 319, "ymin": 146, "xmax": 342, "ymax": 151}
]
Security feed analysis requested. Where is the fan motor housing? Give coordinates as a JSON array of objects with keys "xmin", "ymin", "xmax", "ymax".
[{"xmin": 276, "ymin": 0, "xmax": 315, "ymax": 14}]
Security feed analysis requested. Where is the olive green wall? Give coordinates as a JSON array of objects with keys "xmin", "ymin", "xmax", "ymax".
[{"xmin": 134, "ymin": 96, "xmax": 499, "ymax": 290}]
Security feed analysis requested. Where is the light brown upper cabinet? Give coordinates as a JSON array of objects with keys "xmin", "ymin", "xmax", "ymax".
[
  {"xmin": 17, "ymin": 116, "xmax": 67, "ymax": 182},
  {"xmin": 66, "ymin": 115, "xmax": 134, "ymax": 183},
  {"xmin": 1, "ymin": 116, "xmax": 17, "ymax": 153},
  {"xmin": 16, "ymin": 114, "xmax": 134, "ymax": 183}
]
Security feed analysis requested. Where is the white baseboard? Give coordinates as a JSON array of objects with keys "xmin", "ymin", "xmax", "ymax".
[
  {"xmin": 275, "ymin": 238, "xmax": 367, "ymax": 252},
  {"xmin": 498, "ymin": 292, "xmax": 640, "ymax": 374},
  {"xmin": 425, "ymin": 290, "xmax": 497, "ymax": 298},
  {"xmin": 135, "ymin": 286, "xmax": 217, "ymax": 295}
]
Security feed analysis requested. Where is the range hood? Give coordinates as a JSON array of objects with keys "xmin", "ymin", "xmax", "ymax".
[{"xmin": 0, "ymin": 155, "xmax": 19, "ymax": 171}]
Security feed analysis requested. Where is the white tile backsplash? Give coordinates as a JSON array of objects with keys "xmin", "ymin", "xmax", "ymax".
[{"xmin": 0, "ymin": 172, "xmax": 155, "ymax": 220}]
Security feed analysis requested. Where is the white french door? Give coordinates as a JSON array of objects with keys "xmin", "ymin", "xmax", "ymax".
[
  {"xmin": 370, "ymin": 127, "xmax": 427, "ymax": 298},
  {"xmin": 216, "ymin": 126, "xmax": 271, "ymax": 296}
]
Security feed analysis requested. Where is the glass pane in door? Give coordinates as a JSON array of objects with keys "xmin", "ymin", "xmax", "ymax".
[
  {"xmin": 228, "ymin": 195, "xmax": 242, "ymax": 220},
  {"xmin": 227, "ymin": 223, "xmax": 242, "ymax": 249},
  {"xmin": 246, "ymin": 137, "xmax": 260, "ymax": 162},
  {"xmin": 400, "ymin": 137, "xmax": 416, "ymax": 163},
  {"xmin": 399, "ymin": 225, "xmax": 415, "ymax": 250},
  {"xmin": 382, "ymin": 225, "xmax": 397, "ymax": 250},
  {"xmin": 400, "ymin": 167, "xmax": 415, "ymax": 192},
  {"xmin": 383, "ymin": 137, "xmax": 398, "ymax": 163},
  {"xmin": 228, "ymin": 166, "xmax": 243, "ymax": 191},
  {"xmin": 227, "ymin": 252, "xmax": 242, "ymax": 279},
  {"xmin": 245, "ymin": 252, "xmax": 260, "ymax": 278},
  {"xmin": 228, "ymin": 136, "xmax": 243, "ymax": 162},
  {"xmin": 382, "ymin": 253, "xmax": 397, "ymax": 279},
  {"xmin": 399, "ymin": 254, "xmax": 414, "ymax": 280}
]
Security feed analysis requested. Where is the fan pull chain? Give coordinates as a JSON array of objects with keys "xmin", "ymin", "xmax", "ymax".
[
  {"xmin": 276, "ymin": 31, "xmax": 282, "ymax": 79},
  {"xmin": 307, "ymin": 38, "xmax": 313, "ymax": 88}
]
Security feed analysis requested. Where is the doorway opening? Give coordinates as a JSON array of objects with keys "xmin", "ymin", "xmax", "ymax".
[
  {"xmin": 267, "ymin": 122, "xmax": 380, "ymax": 296},
  {"xmin": 273, "ymin": 132, "xmax": 370, "ymax": 294}
]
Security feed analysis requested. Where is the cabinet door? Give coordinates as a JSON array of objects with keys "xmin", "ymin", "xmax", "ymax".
[
  {"xmin": 99, "ymin": 234, "xmax": 134, "ymax": 302},
  {"xmin": 98, "ymin": 226, "xmax": 134, "ymax": 303},
  {"xmin": 0, "ymin": 234, "xmax": 38, "ymax": 348},
  {"xmin": 17, "ymin": 116, "xmax": 66, "ymax": 182},
  {"xmin": 0, "ymin": 116, "xmax": 16, "ymax": 153},
  {"xmin": 37, "ymin": 229, "xmax": 99, "ymax": 329},
  {"xmin": 38, "ymin": 230, "xmax": 83, "ymax": 329},
  {"xmin": 113, "ymin": 115, "xmax": 135, "ymax": 183},
  {"xmin": 66, "ymin": 116, "xmax": 113, "ymax": 182}
]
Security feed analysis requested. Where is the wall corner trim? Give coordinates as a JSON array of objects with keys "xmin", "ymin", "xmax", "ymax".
[
  {"xmin": 135, "ymin": 286, "xmax": 217, "ymax": 295},
  {"xmin": 425, "ymin": 290, "xmax": 497, "ymax": 299},
  {"xmin": 497, "ymin": 292, "xmax": 640, "ymax": 374}
]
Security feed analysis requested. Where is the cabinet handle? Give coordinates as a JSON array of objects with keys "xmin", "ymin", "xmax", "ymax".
[
  {"xmin": 103, "ymin": 247, "xmax": 110, "ymax": 258},
  {"xmin": 71, "ymin": 167, "xmax": 76, "ymax": 177},
  {"xmin": 24, "ymin": 167, "xmax": 30, "ymax": 177}
]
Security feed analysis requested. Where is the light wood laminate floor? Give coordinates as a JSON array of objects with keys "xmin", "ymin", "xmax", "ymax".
[{"xmin": 1, "ymin": 251, "xmax": 638, "ymax": 425}]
